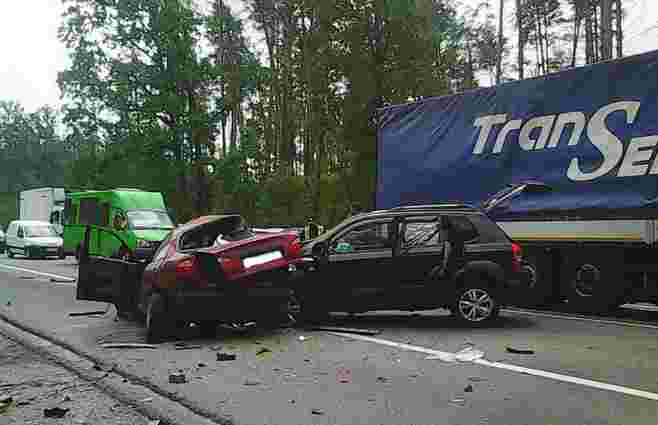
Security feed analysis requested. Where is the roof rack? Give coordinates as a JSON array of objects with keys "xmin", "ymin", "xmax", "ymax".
[{"xmin": 390, "ymin": 203, "xmax": 475, "ymax": 211}]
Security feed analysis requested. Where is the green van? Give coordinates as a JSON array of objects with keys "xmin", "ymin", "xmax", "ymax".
[{"xmin": 63, "ymin": 189, "xmax": 175, "ymax": 260}]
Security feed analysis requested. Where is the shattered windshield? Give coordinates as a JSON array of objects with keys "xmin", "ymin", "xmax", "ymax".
[{"xmin": 127, "ymin": 210, "xmax": 174, "ymax": 230}]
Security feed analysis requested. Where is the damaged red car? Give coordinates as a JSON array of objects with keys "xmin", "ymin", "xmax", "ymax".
[{"xmin": 76, "ymin": 215, "xmax": 304, "ymax": 342}]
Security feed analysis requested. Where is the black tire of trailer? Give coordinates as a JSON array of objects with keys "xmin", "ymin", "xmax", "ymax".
[
  {"xmin": 561, "ymin": 250, "xmax": 630, "ymax": 314},
  {"xmin": 517, "ymin": 248, "xmax": 558, "ymax": 307}
]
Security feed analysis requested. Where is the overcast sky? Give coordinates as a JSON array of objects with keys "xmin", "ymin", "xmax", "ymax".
[{"xmin": 1, "ymin": 0, "xmax": 656, "ymax": 113}]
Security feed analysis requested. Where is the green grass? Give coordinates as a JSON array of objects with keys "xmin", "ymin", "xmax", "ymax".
[{"xmin": 0, "ymin": 192, "xmax": 18, "ymax": 230}]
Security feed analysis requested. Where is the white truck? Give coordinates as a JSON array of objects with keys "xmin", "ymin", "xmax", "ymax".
[{"xmin": 18, "ymin": 188, "xmax": 66, "ymax": 235}]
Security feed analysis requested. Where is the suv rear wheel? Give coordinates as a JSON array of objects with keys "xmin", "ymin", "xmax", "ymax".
[{"xmin": 453, "ymin": 282, "xmax": 500, "ymax": 325}]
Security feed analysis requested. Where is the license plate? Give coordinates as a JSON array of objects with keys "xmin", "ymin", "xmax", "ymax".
[{"xmin": 243, "ymin": 251, "xmax": 283, "ymax": 268}]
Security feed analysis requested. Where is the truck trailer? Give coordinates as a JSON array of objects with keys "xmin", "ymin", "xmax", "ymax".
[
  {"xmin": 18, "ymin": 188, "xmax": 66, "ymax": 234},
  {"xmin": 376, "ymin": 49, "xmax": 658, "ymax": 313}
]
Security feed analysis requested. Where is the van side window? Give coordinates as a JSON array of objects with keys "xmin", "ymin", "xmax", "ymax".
[{"xmin": 79, "ymin": 198, "xmax": 100, "ymax": 225}]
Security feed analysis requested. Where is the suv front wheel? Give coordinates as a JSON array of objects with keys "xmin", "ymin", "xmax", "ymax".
[{"xmin": 453, "ymin": 282, "xmax": 500, "ymax": 326}]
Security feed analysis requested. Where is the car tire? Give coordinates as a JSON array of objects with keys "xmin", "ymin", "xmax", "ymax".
[
  {"xmin": 146, "ymin": 293, "xmax": 171, "ymax": 344},
  {"xmin": 74, "ymin": 245, "xmax": 81, "ymax": 262},
  {"xmin": 7, "ymin": 248, "xmax": 13, "ymax": 259},
  {"xmin": 58, "ymin": 249, "xmax": 66, "ymax": 260},
  {"xmin": 453, "ymin": 281, "xmax": 500, "ymax": 326}
]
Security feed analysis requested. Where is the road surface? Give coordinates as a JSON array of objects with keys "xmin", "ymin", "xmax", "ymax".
[{"xmin": 1, "ymin": 255, "xmax": 657, "ymax": 424}]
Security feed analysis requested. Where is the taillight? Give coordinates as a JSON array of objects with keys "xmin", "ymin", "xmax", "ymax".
[
  {"xmin": 218, "ymin": 257, "xmax": 243, "ymax": 275},
  {"xmin": 175, "ymin": 257, "xmax": 197, "ymax": 278},
  {"xmin": 511, "ymin": 243, "xmax": 522, "ymax": 273},
  {"xmin": 287, "ymin": 238, "xmax": 302, "ymax": 258}
]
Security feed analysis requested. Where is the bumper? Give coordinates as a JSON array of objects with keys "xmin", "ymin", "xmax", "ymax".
[
  {"xmin": 168, "ymin": 287, "xmax": 293, "ymax": 322},
  {"xmin": 28, "ymin": 246, "xmax": 63, "ymax": 257}
]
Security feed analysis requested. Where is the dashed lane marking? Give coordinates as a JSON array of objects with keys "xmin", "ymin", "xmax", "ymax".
[{"xmin": 330, "ymin": 332, "xmax": 658, "ymax": 402}]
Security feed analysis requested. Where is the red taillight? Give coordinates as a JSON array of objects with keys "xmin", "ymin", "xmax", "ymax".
[
  {"xmin": 218, "ymin": 257, "xmax": 243, "ymax": 275},
  {"xmin": 287, "ymin": 238, "xmax": 302, "ymax": 258},
  {"xmin": 175, "ymin": 257, "xmax": 197, "ymax": 278},
  {"xmin": 511, "ymin": 243, "xmax": 522, "ymax": 273}
]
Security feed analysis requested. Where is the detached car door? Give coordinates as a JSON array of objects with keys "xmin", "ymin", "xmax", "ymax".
[
  {"xmin": 77, "ymin": 226, "xmax": 145, "ymax": 313},
  {"xmin": 321, "ymin": 218, "xmax": 397, "ymax": 311}
]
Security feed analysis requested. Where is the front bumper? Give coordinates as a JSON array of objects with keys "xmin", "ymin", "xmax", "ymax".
[
  {"xmin": 168, "ymin": 286, "xmax": 293, "ymax": 322},
  {"xmin": 27, "ymin": 246, "xmax": 63, "ymax": 257}
]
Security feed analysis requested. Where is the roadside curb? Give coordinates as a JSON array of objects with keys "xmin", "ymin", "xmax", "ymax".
[{"xmin": 0, "ymin": 307, "xmax": 234, "ymax": 425}]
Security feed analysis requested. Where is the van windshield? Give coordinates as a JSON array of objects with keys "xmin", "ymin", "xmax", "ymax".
[
  {"xmin": 25, "ymin": 225, "xmax": 58, "ymax": 237},
  {"xmin": 127, "ymin": 210, "xmax": 174, "ymax": 230}
]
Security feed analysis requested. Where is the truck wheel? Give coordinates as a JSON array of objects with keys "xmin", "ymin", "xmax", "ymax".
[
  {"xmin": 518, "ymin": 250, "xmax": 556, "ymax": 307},
  {"xmin": 146, "ymin": 293, "xmax": 171, "ymax": 344},
  {"xmin": 452, "ymin": 281, "xmax": 500, "ymax": 326},
  {"xmin": 74, "ymin": 245, "xmax": 81, "ymax": 262},
  {"xmin": 562, "ymin": 253, "xmax": 629, "ymax": 313}
]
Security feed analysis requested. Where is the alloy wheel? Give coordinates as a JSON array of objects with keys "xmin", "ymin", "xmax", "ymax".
[{"xmin": 458, "ymin": 288, "xmax": 495, "ymax": 322}]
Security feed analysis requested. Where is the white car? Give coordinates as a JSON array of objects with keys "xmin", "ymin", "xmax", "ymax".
[{"xmin": 6, "ymin": 220, "xmax": 65, "ymax": 259}]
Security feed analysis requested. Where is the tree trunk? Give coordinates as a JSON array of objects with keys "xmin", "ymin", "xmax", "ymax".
[
  {"xmin": 585, "ymin": 10, "xmax": 593, "ymax": 64},
  {"xmin": 614, "ymin": 0, "xmax": 623, "ymax": 58},
  {"xmin": 516, "ymin": 0, "xmax": 524, "ymax": 79},
  {"xmin": 496, "ymin": 0, "xmax": 504, "ymax": 84},
  {"xmin": 600, "ymin": 0, "xmax": 612, "ymax": 60},
  {"xmin": 571, "ymin": 11, "xmax": 581, "ymax": 67}
]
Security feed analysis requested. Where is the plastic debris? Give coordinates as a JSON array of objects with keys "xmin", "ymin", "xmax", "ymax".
[
  {"xmin": 468, "ymin": 377, "xmax": 487, "ymax": 382},
  {"xmin": 148, "ymin": 420, "xmax": 161, "ymax": 425},
  {"xmin": 197, "ymin": 363, "xmax": 206, "ymax": 368},
  {"xmin": 464, "ymin": 384, "xmax": 474, "ymax": 392},
  {"xmin": 174, "ymin": 344, "xmax": 201, "ymax": 350},
  {"xmin": 311, "ymin": 409, "xmax": 325, "ymax": 415},
  {"xmin": 307, "ymin": 326, "xmax": 381, "ymax": 336},
  {"xmin": 101, "ymin": 343, "xmax": 158, "ymax": 349},
  {"xmin": 63, "ymin": 396, "xmax": 72, "ymax": 402},
  {"xmin": 169, "ymin": 373, "xmax": 186, "ymax": 384},
  {"xmin": 44, "ymin": 407, "xmax": 69, "ymax": 418},
  {"xmin": 426, "ymin": 346, "xmax": 485, "ymax": 363},
  {"xmin": 298, "ymin": 335, "xmax": 310, "ymax": 341},
  {"xmin": 244, "ymin": 379, "xmax": 261, "ymax": 386},
  {"xmin": 141, "ymin": 398, "xmax": 153, "ymax": 403},
  {"xmin": 216, "ymin": 352, "xmax": 237, "ymax": 361},
  {"xmin": 337, "ymin": 368, "xmax": 352, "ymax": 383},
  {"xmin": 376, "ymin": 376, "xmax": 388, "ymax": 383},
  {"xmin": 0, "ymin": 397, "xmax": 14, "ymax": 414},
  {"xmin": 506, "ymin": 347, "xmax": 535, "ymax": 355},
  {"xmin": 256, "ymin": 347, "xmax": 272, "ymax": 357}
]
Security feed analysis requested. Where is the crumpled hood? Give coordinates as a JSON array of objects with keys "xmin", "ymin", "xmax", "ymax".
[{"xmin": 26, "ymin": 236, "xmax": 62, "ymax": 246}]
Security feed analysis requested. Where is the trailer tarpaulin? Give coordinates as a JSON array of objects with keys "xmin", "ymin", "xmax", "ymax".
[{"xmin": 376, "ymin": 50, "xmax": 658, "ymax": 220}]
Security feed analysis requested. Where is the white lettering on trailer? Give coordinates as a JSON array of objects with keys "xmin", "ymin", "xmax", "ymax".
[{"xmin": 471, "ymin": 101, "xmax": 652, "ymax": 182}]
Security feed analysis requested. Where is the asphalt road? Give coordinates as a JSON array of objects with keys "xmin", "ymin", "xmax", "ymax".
[{"xmin": 1, "ymin": 255, "xmax": 658, "ymax": 425}]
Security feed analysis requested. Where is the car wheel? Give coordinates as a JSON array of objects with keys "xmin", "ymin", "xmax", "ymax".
[
  {"xmin": 58, "ymin": 249, "xmax": 66, "ymax": 260},
  {"xmin": 7, "ymin": 248, "xmax": 14, "ymax": 259},
  {"xmin": 453, "ymin": 282, "xmax": 500, "ymax": 326},
  {"xmin": 146, "ymin": 293, "xmax": 171, "ymax": 344},
  {"xmin": 74, "ymin": 245, "xmax": 81, "ymax": 262}
]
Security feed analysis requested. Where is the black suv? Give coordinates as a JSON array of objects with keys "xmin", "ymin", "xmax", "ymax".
[{"xmin": 295, "ymin": 204, "xmax": 523, "ymax": 325}]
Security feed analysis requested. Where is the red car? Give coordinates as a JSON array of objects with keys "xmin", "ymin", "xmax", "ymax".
[{"xmin": 77, "ymin": 215, "xmax": 304, "ymax": 342}]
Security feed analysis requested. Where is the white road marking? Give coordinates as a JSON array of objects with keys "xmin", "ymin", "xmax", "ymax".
[
  {"xmin": 329, "ymin": 332, "xmax": 658, "ymax": 402},
  {"xmin": 501, "ymin": 308, "xmax": 658, "ymax": 331},
  {"xmin": 621, "ymin": 303, "xmax": 658, "ymax": 313},
  {"xmin": 0, "ymin": 263, "xmax": 76, "ymax": 283}
]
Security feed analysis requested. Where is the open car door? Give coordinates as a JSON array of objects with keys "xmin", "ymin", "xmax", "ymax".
[
  {"xmin": 481, "ymin": 181, "xmax": 552, "ymax": 215},
  {"xmin": 77, "ymin": 226, "xmax": 146, "ymax": 313}
]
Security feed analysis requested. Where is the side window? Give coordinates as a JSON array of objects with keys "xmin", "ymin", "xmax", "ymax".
[
  {"xmin": 449, "ymin": 215, "xmax": 479, "ymax": 242},
  {"xmin": 79, "ymin": 198, "xmax": 100, "ymax": 225},
  {"xmin": 334, "ymin": 220, "xmax": 394, "ymax": 252},
  {"xmin": 400, "ymin": 219, "xmax": 442, "ymax": 248}
]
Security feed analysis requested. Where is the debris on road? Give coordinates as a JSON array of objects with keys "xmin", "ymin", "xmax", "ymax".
[
  {"xmin": 426, "ymin": 346, "xmax": 485, "ymax": 363},
  {"xmin": 244, "ymin": 379, "xmax": 262, "ymax": 386},
  {"xmin": 464, "ymin": 384, "xmax": 474, "ymax": 392},
  {"xmin": 101, "ymin": 343, "xmax": 158, "ymax": 349},
  {"xmin": 168, "ymin": 372, "xmax": 187, "ymax": 384},
  {"xmin": 50, "ymin": 278, "xmax": 75, "ymax": 283},
  {"xmin": 63, "ymin": 395, "xmax": 72, "ymax": 402},
  {"xmin": 506, "ymin": 347, "xmax": 535, "ymax": 355},
  {"xmin": 256, "ymin": 347, "xmax": 272, "ymax": 358},
  {"xmin": 43, "ymin": 406, "xmax": 69, "ymax": 418},
  {"xmin": 468, "ymin": 377, "xmax": 488, "ymax": 382},
  {"xmin": 337, "ymin": 368, "xmax": 352, "ymax": 383},
  {"xmin": 298, "ymin": 335, "xmax": 310, "ymax": 341},
  {"xmin": 0, "ymin": 397, "xmax": 14, "ymax": 414},
  {"xmin": 141, "ymin": 398, "xmax": 153, "ymax": 403},
  {"xmin": 311, "ymin": 409, "xmax": 325, "ymax": 415},
  {"xmin": 197, "ymin": 363, "xmax": 206, "ymax": 368},
  {"xmin": 69, "ymin": 310, "xmax": 107, "ymax": 317},
  {"xmin": 19, "ymin": 276, "xmax": 35, "ymax": 280},
  {"xmin": 216, "ymin": 352, "xmax": 237, "ymax": 361},
  {"xmin": 148, "ymin": 420, "xmax": 161, "ymax": 425},
  {"xmin": 174, "ymin": 343, "xmax": 201, "ymax": 350},
  {"xmin": 307, "ymin": 326, "xmax": 381, "ymax": 336}
]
